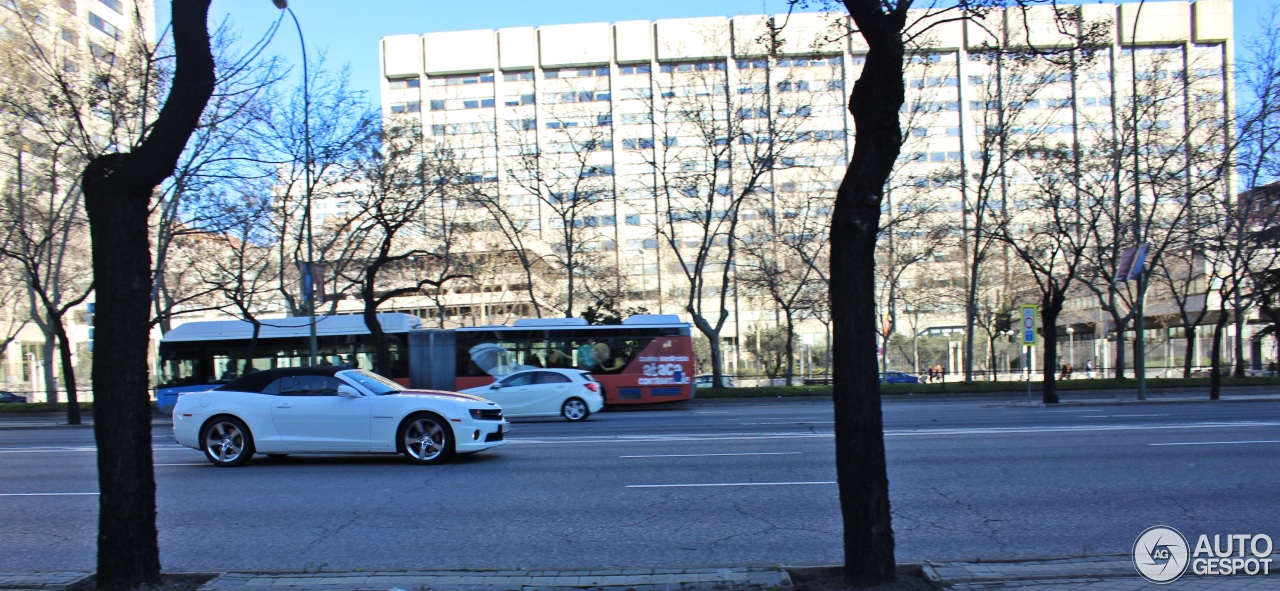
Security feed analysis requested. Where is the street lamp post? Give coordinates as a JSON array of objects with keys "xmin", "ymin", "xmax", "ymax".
[
  {"xmin": 1003, "ymin": 329, "xmax": 1016, "ymax": 380},
  {"xmin": 1066, "ymin": 326, "xmax": 1075, "ymax": 372},
  {"xmin": 274, "ymin": 0, "xmax": 318, "ymax": 365}
]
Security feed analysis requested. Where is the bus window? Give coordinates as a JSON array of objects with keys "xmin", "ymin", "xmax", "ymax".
[{"xmin": 159, "ymin": 358, "xmax": 197, "ymax": 386}]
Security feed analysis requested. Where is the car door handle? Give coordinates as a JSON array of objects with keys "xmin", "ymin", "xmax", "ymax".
[{"xmin": 276, "ymin": 404, "xmax": 292, "ymax": 409}]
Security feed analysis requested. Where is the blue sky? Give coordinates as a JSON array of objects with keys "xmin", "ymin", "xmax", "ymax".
[
  {"xmin": 201, "ymin": 0, "xmax": 811, "ymax": 104},
  {"xmin": 184, "ymin": 0, "xmax": 1268, "ymax": 105}
]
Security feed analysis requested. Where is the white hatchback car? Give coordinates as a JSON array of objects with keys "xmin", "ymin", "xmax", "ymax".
[
  {"xmin": 462, "ymin": 368, "xmax": 604, "ymax": 422},
  {"xmin": 172, "ymin": 366, "xmax": 508, "ymax": 467}
]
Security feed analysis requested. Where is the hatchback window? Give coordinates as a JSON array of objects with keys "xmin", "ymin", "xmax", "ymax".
[{"xmin": 500, "ymin": 373, "xmax": 535, "ymax": 387}]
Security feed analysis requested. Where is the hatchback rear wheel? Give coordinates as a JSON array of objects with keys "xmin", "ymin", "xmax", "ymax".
[{"xmin": 561, "ymin": 397, "xmax": 590, "ymax": 422}]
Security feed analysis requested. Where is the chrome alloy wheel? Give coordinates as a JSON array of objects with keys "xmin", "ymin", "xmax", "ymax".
[
  {"xmin": 403, "ymin": 416, "xmax": 448, "ymax": 462},
  {"xmin": 562, "ymin": 398, "xmax": 589, "ymax": 421},
  {"xmin": 202, "ymin": 419, "xmax": 251, "ymax": 467}
]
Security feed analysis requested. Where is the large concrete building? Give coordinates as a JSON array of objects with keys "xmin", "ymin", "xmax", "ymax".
[
  {"xmin": 372, "ymin": 1, "xmax": 1261, "ymax": 378},
  {"xmin": 0, "ymin": 0, "xmax": 156, "ymax": 399}
]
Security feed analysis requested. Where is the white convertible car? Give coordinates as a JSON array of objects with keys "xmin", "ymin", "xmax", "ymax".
[{"xmin": 172, "ymin": 366, "xmax": 508, "ymax": 467}]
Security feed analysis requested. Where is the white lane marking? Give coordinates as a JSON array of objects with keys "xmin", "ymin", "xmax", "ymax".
[
  {"xmin": 739, "ymin": 421, "xmax": 834, "ymax": 426},
  {"xmin": 509, "ymin": 421, "xmax": 1280, "ymax": 445},
  {"xmin": 0, "ymin": 492, "xmax": 98, "ymax": 497},
  {"xmin": 1149, "ymin": 440, "xmax": 1280, "ymax": 447},
  {"xmin": 154, "ymin": 463, "xmax": 207, "ymax": 466},
  {"xmin": 727, "ymin": 417, "xmax": 829, "ymax": 422},
  {"xmin": 1080, "ymin": 414, "xmax": 1170, "ymax": 418},
  {"xmin": 628, "ymin": 481, "xmax": 835, "ymax": 489},
  {"xmin": 694, "ymin": 411, "xmax": 731, "ymax": 415},
  {"xmin": 622, "ymin": 452, "xmax": 802, "ymax": 458},
  {"xmin": 0, "ymin": 444, "xmax": 191, "ymax": 454}
]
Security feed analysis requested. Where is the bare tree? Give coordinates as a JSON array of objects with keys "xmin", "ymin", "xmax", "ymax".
[
  {"xmin": 0, "ymin": 129, "xmax": 93, "ymax": 415},
  {"xmin": 259, "ymin": 59, "xmax": 378, "ymax": 317},
  {"xmin": 152, "ymin": 21, "xmax": 286, "ymax": 332},
  {"xmin": 502, "ymin": 103, "xmax": 615, "ymax": 318},
  {"xmin": 1200, "ymin": 185, "xmax": 1280, "ymax": 397},
  {"xmin": 76, "ymin": 1, "xmax": 214, "ymax": 588},
  {"xmin": 0, "ymin": 0, "xmax": 112, "ymax": 418},
  {"xmin": 337, "ymin": 124, "xmax": 470, "ymax": 374},
  {"xmin": 992, "ymin": 141, "xmax": 1104, "ymax": 402}
]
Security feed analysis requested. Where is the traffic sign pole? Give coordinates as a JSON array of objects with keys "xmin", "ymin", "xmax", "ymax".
[{"xmin": 1021, "ymin": 305, "xmax": 1037, "ymax": 404}]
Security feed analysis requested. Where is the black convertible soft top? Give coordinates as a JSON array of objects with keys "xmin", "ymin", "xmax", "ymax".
[{"xmin": 215, "ymin": 366, "xmax": 354, "ymax": 393}]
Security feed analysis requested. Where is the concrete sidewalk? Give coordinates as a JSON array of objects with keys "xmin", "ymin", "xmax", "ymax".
[
  {"xmin": 4, "ymin": 560, "xmax": 1278, "ymax": 591},
  {"xmin": 0, "ymin": 567, "xmax": 788, "ymax": 591},
  {"xmin": 926, "ymin": 556, "xmax": 1280, "ymax": 590}
]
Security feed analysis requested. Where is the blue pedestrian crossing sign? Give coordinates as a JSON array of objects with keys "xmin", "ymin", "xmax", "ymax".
[{"xmin": 1021, "ymin": 305, "xmax": 1037, "ymax": 345}]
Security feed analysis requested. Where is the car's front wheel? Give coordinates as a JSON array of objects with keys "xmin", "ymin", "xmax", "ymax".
[
  {"xmin": 399, "ymin": 413, "xmax": 454, "ymax": 465},
  {"xmin": 561, "ymin": 397, "xmax": 590, "ymax": 422},
  {"xmin": 200, "ymin": 416, "xmax": 254, "ymax": 467}
]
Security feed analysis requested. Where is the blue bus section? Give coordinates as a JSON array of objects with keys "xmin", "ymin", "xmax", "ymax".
[
  {"xmin": 155, "ymin": 314, "xmax": 422, "ymax": 409},
  {"xmin": 155, "ymin": 383, "xmax": 219, "ymax": 412}
]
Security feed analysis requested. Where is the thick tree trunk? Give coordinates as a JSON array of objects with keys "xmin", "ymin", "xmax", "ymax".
[
  {"xmin": 1040, "ymin": 304, "xmax": 1061, "ymax": 404},
  {"xmin": 1209, "ymin": 313, "xmax": 1227, "ymax": 400},
  {"xmin": 54, "ymin": 322, "xmax": 81, "ymax": 425},
  {"xmin": 832, "ymin": 1, "xmax": 907, "ymax": 585},
  {"xmin": 80, "ymin": 3, "xmax": 214, "ymax": 589},
  {"xmin": 84, "ymin": 178, "xmax": 159, "ymax": 590},
  {"xmin": 1232, "ymin": 303, "xmax": 1246, "ymax": 378}
]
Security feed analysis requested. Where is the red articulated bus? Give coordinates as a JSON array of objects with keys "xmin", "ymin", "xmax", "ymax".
[
  {"xmin": 409, "ymin": 315, "xmax": 695, "ymax": 405},
  {"xmin": 157, "ymin": 313, "xmax": 696, "ymax": 408}
]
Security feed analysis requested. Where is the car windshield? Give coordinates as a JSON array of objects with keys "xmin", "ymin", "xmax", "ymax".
[{"xmin": 340, "ymin": 369, "xmax": 404, "ymax": 396}]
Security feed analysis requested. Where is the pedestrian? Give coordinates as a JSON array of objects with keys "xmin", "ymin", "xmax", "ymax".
[
  {"xmin": 928, "ymin": 364, "xmax": 940, "ymax": 383},
  {"xmin": 1085, "ymin": 359, "xmax": 1094, "ymax": 379}
]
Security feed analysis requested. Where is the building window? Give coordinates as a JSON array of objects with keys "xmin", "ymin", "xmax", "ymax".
[
  {"xmin": 503, "ymin": 70, "xmax": 534, "ymax": 81},
  {"xmin": 544, "ymin": 66, "xmax": 610, "ymax": 79},
  {"xmin": 505, "ymin": 93, "xmax": 536, "ymax": 106},
  {"xmin": 619, "ymin": 64, "xmax": 650, "ymax": 75},
  {"xmin": 97, "ymin": 0, "xmax": 122, "ymax": 14},
  {"xmin": 88, "ymin": 41, "xmax": 114, "ymax": 63},
  {"xmin": 88, "ymin": 12, "xmax": 120, "ymax": 39},
  {"xmin": 387, "ymin": 78, "xmax": 420, "ymax": 89},
  {"xmin": 428, "ymin": 72, "xmax": 494, "ymax": 86},
  {"xmin": 389, "ymin": 101, "xmax": 421, "ymax": 114},
  {"xmin": 776, "ymin": 56, "xmax": 842, "ymax": 67},
  {"xmin": 660, "ymin": 61, "xmax": 726, "ymax": 73}
]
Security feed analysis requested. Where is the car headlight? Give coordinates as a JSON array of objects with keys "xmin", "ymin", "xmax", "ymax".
[{"xmin": 470, "ymin": 408, "xmax": 503, "ymax": 421}]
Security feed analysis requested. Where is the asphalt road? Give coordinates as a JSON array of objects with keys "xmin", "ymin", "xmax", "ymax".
[{"xmin": 1, "ymin": 397, "xmax": 1277, "ymax": 572}]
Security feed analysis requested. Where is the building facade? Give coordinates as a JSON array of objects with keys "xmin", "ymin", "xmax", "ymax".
[
  {"xmin": 370, "ymin": 1, "xmax": 1266, "ymax": 378},
  {"xmin": 0, "ymin": 0, "xmax": 156, "ymax": 400}
]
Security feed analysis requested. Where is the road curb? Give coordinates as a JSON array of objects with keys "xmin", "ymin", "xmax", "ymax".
[
  {"xmin": 921, "ymin": 557, "xmax": 1134, "ymax": 585},
  {"xmin": 2, "ymin": 567, "xmax": 792, "ymax": 591}
]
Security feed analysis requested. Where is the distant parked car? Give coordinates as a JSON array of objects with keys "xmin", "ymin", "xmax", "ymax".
[
  {"xmin": 695, "ymin": 374, "xmax": 735, "ymax": 388},
  {"xmin": 879, "ymin": 371, "xmax": 919, "ymax": 384},
  {"xmin": 461, "ymin": 368, "xmax": 603, "ymax": 422},
  {"xmin": 0, "ymin": 391, "xmax": 27, "ymax": 403}
]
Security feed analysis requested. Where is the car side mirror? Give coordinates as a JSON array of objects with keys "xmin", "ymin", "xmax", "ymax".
[
  {"xmin": 490, "ymin": 383, "xmax": 502, "ymax": 390},
  {"xmin": 337, "ymin": 385, "xmax": 360, "ymax": 398}
]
